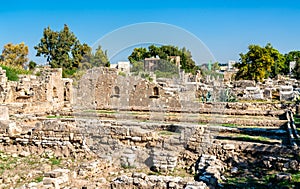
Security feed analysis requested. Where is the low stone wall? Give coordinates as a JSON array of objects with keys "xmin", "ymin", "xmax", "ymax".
[
  {"xmin": 7, "ymin": 102, "xmax": 63, "ymax": 115},
  {"xmin": 111, "ymin": 173, "xmax": 208, "ymax": 189},
  {"xmin": 0, "ymin": 119, "xmax": 88, "ymax": 158},
  {"xmin": 91, "ymin": 102, "xmax": 288, "ymax": 117}
]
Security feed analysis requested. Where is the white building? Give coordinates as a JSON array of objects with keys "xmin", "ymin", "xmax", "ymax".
[{"xmin": 110, "ymin": 61, "xmax": 130, "ymax": 74}]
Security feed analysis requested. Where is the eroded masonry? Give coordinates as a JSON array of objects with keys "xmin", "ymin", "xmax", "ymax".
[{"xmin": 0, "ymin": 67, "xmax": 299, "ymax": 188}]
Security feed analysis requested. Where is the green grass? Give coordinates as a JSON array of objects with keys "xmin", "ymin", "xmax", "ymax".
[
  {"xmin": 168, "ymin": 168, "xmax": 192, "ymax": 178},
  {"xmin": 294, "ymin": 117, "xmax": 300, "ymax": 124},
  {"xmin": 0, "ymin": 152, "xmax": 18, "ymax": 175},
  {"xmin": 96, "ymin": 110, "xmax": 116, "ymax": 114},
  {"xmin": 221, "ymin": 123, "xmax": 237, "ymax": 128},
  {"xmin": 224, "ymin": 171, "xmax": 300, "ymax": 188},
  {"xmin": 49, "ymin": 157, "xmax": 61, "ymax": 165},
  {"xmin": 128, "ymin": 112, "xmax": 141, "ymax": 115},
  {"xmin": 220, "ymin": 134, "xmax": 273, "ymax": 143},
  {"xmin": 33, "ymin": 176, "xmax": 43, "ymax": 183},
  {"xmin": 148, "ymin": 171, "xmax": 162, "ymax": 176},
  {"xmin": 226, "ymin": 176, "xmax": 248, "ymax": 185},
  {"xmin": 154, "ymin": 70, "xmax": 179, "ymax": 79},
  {"xmin": 121, "ymin": 164, "xmax": 136, "ymax": 169},
  {"xmin": 118, "ymin": 71, "xmax": 126, "ymax": 77},
  {"xmin": 159, "ymin": 131, "xmax": 176, "ymax": 136},
  {"xmin": 292, "ymin": 172, "xmax": 300, "ymax": 182},
  {"xmin": 236, "ymin": 134, "xmax": 271, "ymax": 142},
  {"xmin": 24, "ymin": 157, "xmax": 39, "ymax": 165}
]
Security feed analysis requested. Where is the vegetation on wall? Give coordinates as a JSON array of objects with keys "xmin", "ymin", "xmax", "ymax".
[{"xmin": 0, "ymin": 65, "xmax": 31, "ymax": 81}]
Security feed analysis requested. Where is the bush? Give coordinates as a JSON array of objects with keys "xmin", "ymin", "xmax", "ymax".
[
  {"xmin": 0, "ymin": 65, "xmax": 32, "ymax": 81},
  {"xmin": 154, "ymin": 70, "xmax": 178, "ymax": 78},
  {"xmin": 28, "ymin": 61, "xmax": 37, "ymax": 70},
  {"xmin": 62, "ymin": 68, "xmax": 77, "ymax": 78},
  {"xmin": 118, "ymin": 71, "xmax": 126, "ymax": 77}
]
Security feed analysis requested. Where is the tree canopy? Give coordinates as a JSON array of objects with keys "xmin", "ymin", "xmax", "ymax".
[
  {"xmin": 0, "ymin": 42, "xmax": 28, "ymax": 68},
  {"xmin": 92, "ymin": 45, "xmax": 110, "ymax": 67},
  {"xmin": 234, "ymin": 43, "xmax": 285, "ymax": 81},
  {"xmin": 128, "ymin": 45, "xmax": 197, "ymax": 73},
  {"xmin": 80, "ymin": 45, "xmax": 110, "ymax": 69},
  {"xmin": 34, "ymin": 24, "xmax": 91, "ymax": 77}
]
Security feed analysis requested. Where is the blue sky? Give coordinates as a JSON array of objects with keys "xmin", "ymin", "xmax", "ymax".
[{"xmin": 1, "ymin": 0, "xmax": 300, "ymax": 64}]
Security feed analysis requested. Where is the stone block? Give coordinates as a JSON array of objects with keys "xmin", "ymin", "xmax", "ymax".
[
  {"xmin": 131, "ymin": 137, "xmax": 142, "ymax": 142},
  {"xmin": 222, "ymin": 144, "xmax": 235, "ymax": 150},
  {"xmin": 275, "ymin": 172, "xmax": 291, "ymax": 182},
  {"xmin": 0, "ymin": 106, "xmax": 9, "ymax": 121},
  {"xmin": 7, "ymin": 122, "xmax": 22, "ymax": 136}
]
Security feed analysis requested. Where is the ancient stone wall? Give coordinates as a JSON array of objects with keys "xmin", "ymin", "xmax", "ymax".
[
  {"xmin": 111, "ymin": 173, "xmax": 208, "ymax": 189},
  {"xmin": 74, "ymin": 67, "xmax": 294, "ymax": 114},
  {"xmin": 74, "ymin": 68, "xmax": 181, "ymax": 111},
  {"xmin": 0, "ymin": 119, "xmax": 88, "ymax": 158},
  {"xmin": 0, "ymin": 68, "xmax": 72, "ymax": 114}
]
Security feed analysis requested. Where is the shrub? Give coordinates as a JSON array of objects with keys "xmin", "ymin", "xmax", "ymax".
[{"xmin": 0, "ymin": 65, "xmax": 31, "ymax": 81}]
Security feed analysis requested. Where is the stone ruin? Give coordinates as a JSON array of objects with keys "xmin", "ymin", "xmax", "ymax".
[
  {"xmin": 0, "ymin": 67, "xmax": 72, "ymax": 114},
  {"xmin": 197, "ymin": 77, "xmax": 300, "ymax": 102},
  {"xmin": 0, "ymin": 66, "xmax": 299, "ymax": 188}
]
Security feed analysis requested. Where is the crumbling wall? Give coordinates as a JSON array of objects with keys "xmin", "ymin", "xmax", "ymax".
[
  {"xmin": 0, "ymin": 67, "xmax": 72, "ymax": 114},
  {"xmin": 74, "ymin": 67, "xmax": 182, "ymax": 111}
]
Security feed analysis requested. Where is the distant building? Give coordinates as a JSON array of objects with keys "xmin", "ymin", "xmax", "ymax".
[
  {"xmin": 218, "ymin": 60, "xmax": 237, "ymax": 72},
  {"xmin": 290, "ymin": 61, "xmax": 296, "ymax": 74},
  {"xmin": 110, "ymin": 61, "xmax": 130, "ymax": 74},
  {"xmin": 169, "ymin": 56, "xmax": 181, "ymax": 69},
  {"xmin": 144, "ymin": 57, "xmax": 160, "ymax": 72},
  {"xmin": 218, "ymin": 63, "xmax": 228, "ymax": 72},
  {"xmin": 144, "ymin": 56, "xmax": 181, "ymax": 72},
  {"xmin": 228, "ymin": 60, "xmax": 236, "ymax": 70}
]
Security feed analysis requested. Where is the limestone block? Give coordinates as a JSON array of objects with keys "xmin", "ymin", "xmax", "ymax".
[
  {"xmin": 19, "ymin": 151, "xmax": 31, "ymax": 157},
  {"xmin": 0, "ymin": 106, "xmax": 9, "ymax": 121},
  {"xmin": 44, "ymin": 171, "xmax": 62, "ymax": 178},
  {"xmin": 131, "ymin": 136, "xmax": 142, "ymax": 142},
  {"xmin": 168, "ymin": 181, "xmax": 179, "ymax": 189},
  {"xmin": 222, "ymin": 144, "xmax": 235, "ymax": 150},
  {"xmin": 7, "ymin": 122, "xmax": 22, "ymax": 136}
]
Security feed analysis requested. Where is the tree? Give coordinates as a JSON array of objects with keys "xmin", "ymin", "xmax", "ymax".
[
  {"xmin": 234, "ymin": 43, "xmax": 285, "ymax": 81},
  {"xmin": 0, "ymin": 42, "xmax": 28, "ymax": 68},
  {"xmin": 128, "ymin": 47, "xmax": 149, "ymax": 63},
  {"xmin": 128, "ymin": 45, "xmax": 197, "ymax": 73},
  {"xmin": 154, "ymin": 59, "xmax": 179, "ymax": 78},
  {"xmin": 28, "ymin": 61, "xmax": 37, "ymax": 70},
  {"xmin": 34, "ymin": 24, "xmax": 90, "ymax": 76},
  {"xmin": 211, "ymin": 62, "xmax": 220, "ymax": 71},
  {"xmin": 92, "ymin": 45, "xmax": 110, "ymax": 67},
  {"xmin": 79, "ymin": 45, "xmax": 110, "ymax": 69},
  {"xmin": 131, "ymin": 61, "xmax": 144, "ymax": 74},
  {"xmin": 284, "ymin": 51, "xmax": 300, "ymax": 78}
]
